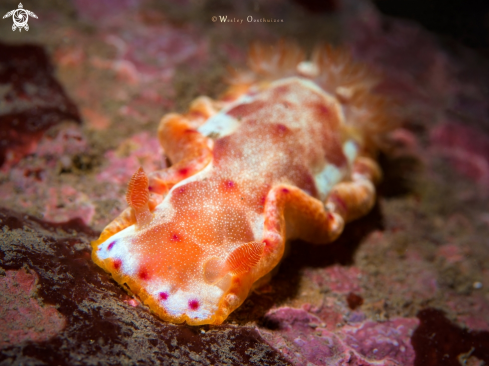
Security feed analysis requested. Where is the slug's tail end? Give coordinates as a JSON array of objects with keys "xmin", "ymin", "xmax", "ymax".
[{"xmin": 227, "ymin": 41, "xmax": 399, "ymax": 154}]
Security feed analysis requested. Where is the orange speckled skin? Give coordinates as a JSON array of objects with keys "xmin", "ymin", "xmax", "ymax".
[{"xmin": 92, "ymin": 43, "xmax": 394, "ymax": 325}]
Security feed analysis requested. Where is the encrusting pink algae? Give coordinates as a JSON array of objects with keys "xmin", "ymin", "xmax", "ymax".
[{"xmin": 1, "ymin": 0, "xmax": 489, "ymax": 364}]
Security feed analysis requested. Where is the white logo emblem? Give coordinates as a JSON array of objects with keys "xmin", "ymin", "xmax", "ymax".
[{"xmin": 3, "ymin": 3, "xmax": 38, "ymax": 32}]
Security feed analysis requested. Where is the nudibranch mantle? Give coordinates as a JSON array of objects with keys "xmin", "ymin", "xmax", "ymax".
[{"xmin": 92, "ymin": 43, "xmax": 394, "ymax": 325}]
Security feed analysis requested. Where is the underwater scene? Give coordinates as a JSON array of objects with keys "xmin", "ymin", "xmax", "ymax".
[{"xmin": 1, "ymin": 0, "xmax": 489, "ymax": 365}]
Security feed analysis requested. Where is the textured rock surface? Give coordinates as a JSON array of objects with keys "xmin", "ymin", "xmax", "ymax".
[
  {"xmin": 0, "ymin": 269, "xmax": 66, "ymax": 348},
  {"xmin": 259, "ymin": 307, "xmax": 418, "ymax": 365},
  {"xmin": 1, "ymin": 0, "xmax": 489, "ymax": 364},
  {"xmin": 0, "ymin": 208, "xmax": 289, "ymax": 365},
  {"xmin": 0, "ymin": 43, "xmax": 81, "ymax": 170}
]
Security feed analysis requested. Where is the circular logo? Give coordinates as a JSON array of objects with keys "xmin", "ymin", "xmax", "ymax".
[
  {"xmin": 212, "ymin": 16, "xmax": 217, "ymax": 22},
  {"xmin": 3, "ymin": 4, "xmax": 38, "ymax": 32},
  {"xmin": 12, "ymin": 9, "xmax": 28, "ymax": 28}
]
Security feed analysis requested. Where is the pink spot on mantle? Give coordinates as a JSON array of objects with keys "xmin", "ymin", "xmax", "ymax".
[
  {"xmin": 107, "ymin": 241, "xmax": 116, "ymax": 250},
  {"xmin": 159, "ymin": 292, "xmax": 168, "ymax": 301},
  {"xmin": 315, "ymin": 104, "xmax": 330, "ymax": 117},
  {"xmin": 189, "ymin": 299, "xmax": 199, "ymax": 310}
]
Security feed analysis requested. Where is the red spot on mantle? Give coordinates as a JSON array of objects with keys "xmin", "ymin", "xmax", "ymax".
[
  {"xmin": 281, "ymin": 188, "xmax": 290, "ymax": 193},
  {"xmin": 331, "ymin": 193, "xmax": 347, "ymax": 212},
  {"xmin": 138, "ymin": 269, "xmax": 150, "ymax": 280},
  {"xmin": 315, "ymin": 104, "xmax": 330, "ymax": 117},
  {"xmin": 321, "ymin": 105, "xmax": 330, "ymax": 114},
  {"xmin": 171, "ymin": 233, "xmax": 180, "ymax": 241},
  {"xmin": 276, "ymin": 124, "xmax": 288, "ymax": 135},
  {"xmin": 188, "ymin": 299, "xmax": 199, "ymax": 310},
  {"xmin": 178, "ymin": 168, "xmax": 189, "ymax": 175},
  {"xmin": 107, "ymin": 241, "xmax": 116, "ymax": 250},
  {"xmin": 227, "ymin": 100, "xmax": 267, "ymax": 118},
  {"xmin": 113, "ymin": 259, "xmax": 122, "ymax": 270},
  {"xmin": 159, "ymin": 292, "xmax": 168, "ymax": 301}
]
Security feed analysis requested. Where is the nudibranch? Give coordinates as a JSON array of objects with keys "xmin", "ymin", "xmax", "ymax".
[{"xmin": 92, "ymin": 42, "xmax": 395, "ymax": 325}]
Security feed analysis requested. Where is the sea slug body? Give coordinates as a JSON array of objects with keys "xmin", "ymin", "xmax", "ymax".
[{"xmin": 92, "ymin": 42, "xmax": 395, "ymax": 325}]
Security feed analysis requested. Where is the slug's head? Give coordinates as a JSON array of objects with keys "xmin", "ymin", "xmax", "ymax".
[{"xmin": 92, "ymin": 170, "xmax": 266, "ymax": 325}]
